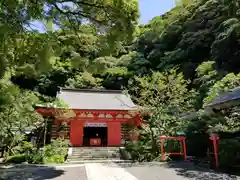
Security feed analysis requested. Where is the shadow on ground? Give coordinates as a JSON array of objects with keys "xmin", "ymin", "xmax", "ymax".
[
  {"xmin": 0, "ymin": 165, "xmax": 65, "ymax": 180},
  {"xmin": 114, "ymin": 162, "xmax": 165, "ymax": 168},
  {"xmin": 117, "ymin": 162, "xmax": 239, "ymax": 180},
  {"xmin": 166, "ymin": 162, "xmax": 239, "ymax": 180}
]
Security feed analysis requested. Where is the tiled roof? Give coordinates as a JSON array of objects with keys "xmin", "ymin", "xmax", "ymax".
[
  {"xmin": 180, "ymin": 112, "xmax": 198, "ymax": 120},
  {"xmin": 207, "ymin": 87, "xmax": 240, "ymax": 107},
  {"xmin": 57, "ymin": 88, "xmax": 137, "ymax": 110}
]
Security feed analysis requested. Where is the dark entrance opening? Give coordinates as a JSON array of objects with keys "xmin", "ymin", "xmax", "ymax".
[{"xmin": 83, "ymin": 127, "xmax": 108, "ymax": 146}]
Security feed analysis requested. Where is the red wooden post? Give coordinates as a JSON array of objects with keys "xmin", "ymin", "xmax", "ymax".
[
  {"xmin": 180, "ymin": 140, "xmax": 183, "ymax": 154},
  {"xmin": 160, "ymin": 136, "xmax": 166, "ymax": 161},
  {"xmin": 161, "ymin": 139, "xmax": 165, "ymax": 161},
  {"xmin": 210, "ymin": 135, "xmax": 219, "ymax": 168},
  {"xmin": 182, "ymin": 137, "xmax": 187, "ymax": 161}
]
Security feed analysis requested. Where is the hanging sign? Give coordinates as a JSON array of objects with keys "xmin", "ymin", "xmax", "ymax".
[{"xmin": 84, "ymin": 123, "xmax": 107, "ymax": 127}]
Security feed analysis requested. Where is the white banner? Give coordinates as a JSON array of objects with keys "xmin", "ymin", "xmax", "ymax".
[{"xmin": 84, "ymin": 123, "xmax": 107, "ymax": 127}]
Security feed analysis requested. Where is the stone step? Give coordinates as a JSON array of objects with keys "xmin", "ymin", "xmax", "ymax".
[
  {"xmin": 72, "ymin": 147, "xmax": 119, "ymax": 150},
  {"xmin": 68, "ymin": 147, "xmax": 121, "ymax": 162},
  {"xmin": 73, "ymin": 151, "xmax": 113, "ymax": 154},
  {"xmin": 65, "ymin": 159, "xmax": 131, "ymax": 164},
  {"xmin": 72, "ymin": 150, "xmax": 119, "ymax": 154},
  {"xmin": 72, "ymin": 151, "xmax": 118, "ymax": 154},
  {"xmin": 71, "ymin": 150, "xmax": 119, "ymax": 154},
  {"xmin": 67, "ymin": 157, "xmax": 120, "ymax": 160},
  {"xmin": 72, "ymin": 150, "xmax": 117, "ymax": 152},
  {"xmin": 70, "ymin": 155, "xmax": 120, "ymax": 159},
  {"xmin": 70, "ymin": 153, "xmax": 118, "ymax": 155},
  {"xmin": 68, "ymin": 156, "xmax": 120, "ymax": 159},
  {"xmin": 72, "ymin": 152, "xmax": 118, "ymax": 155},
  {"xmin": 70, "ymin": 153, "xmax": 119, "ymax": 156},
  {"xmin": 72, "ymin": 149, "xmax": 119, "ymax": 152}
]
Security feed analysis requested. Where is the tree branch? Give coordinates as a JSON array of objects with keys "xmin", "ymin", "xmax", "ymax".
[
  {"xmin": 52, "ymin": 2, "xmax": 104, "ymax": 24},
  {"xmin": 55, "ymin": 0, "xmax": 104, "ymax": 9}
]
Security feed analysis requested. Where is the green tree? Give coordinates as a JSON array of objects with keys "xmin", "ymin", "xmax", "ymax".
[
  {"xmin": 126, "ymin": 69, "xmax": 196, "ymax": 161},
  {"xmin": 193, "ymin": 61, "xmax": 220, "ymax": 109},
  {"xmin": 203, "ymin": 72, "xmax": 240, "ymax": 106},
  {"xmin": 66, "ymin": 71, "xmax": 103, "ymax": 89},
  {"xmin": 0, "ymin": 81, "xmax": 43, "ymax": 156},
  {"xmin": 128, "ymin": 0, "xmax": 240, "ymax": 79},
  {"xmin": 0, "ymin": 0, "xmax": 139, "ymax": 78},
  {"xmin": 132, "ymin": 69, "xmax": 196, "ymax": 135}
]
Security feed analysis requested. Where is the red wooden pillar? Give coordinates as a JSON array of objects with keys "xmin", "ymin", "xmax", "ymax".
[
  {"xmin": 182, "ymin": 137, "xmax": 187, "ymax": 161},
  {"xmin": 135, "ymin": 115, "xmax": 141, "ymax": 127},
  {"xmin": 70, "ymin": 120, "xmax": 84, "ymax": 146},
  {"xmin": 210, "ymin": 135, "xmax": 219, "ymax": 168},
  {"xmin": 161, "ymin": 139, "xmax": 165, "ymax": 161},
  {"xmin": 160, "ymin": 136, "xmax": 165, "ymax": 161},
  {"xmin": 108, "ymin": 122, "xmax": 121, "ymax": 146}
]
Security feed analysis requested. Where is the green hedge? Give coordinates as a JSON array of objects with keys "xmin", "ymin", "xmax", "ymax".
[
  {"xmin": 5, "ymin": 154, "xmax": 26, "ymax": 164},
  {"xmin": 4, "ymin": 140, "xmax": 69, "ymax": 164},
  {"xmin": 43, "ymin": 155, "xmax": 65, "ymax": 164}
]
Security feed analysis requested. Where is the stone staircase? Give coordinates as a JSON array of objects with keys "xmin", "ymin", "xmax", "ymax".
[{"xmin": 66, "ymin": 147, "xmax": 123, "ymax": 164}]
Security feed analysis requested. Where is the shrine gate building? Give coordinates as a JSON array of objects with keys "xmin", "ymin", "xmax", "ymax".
[{"xmin": 37, "ymin": 88, "xmax": 140, "ymax": 147}]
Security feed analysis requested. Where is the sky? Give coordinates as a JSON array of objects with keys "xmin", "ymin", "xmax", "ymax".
[
  {"xmin": 29, "ymin": 0, "xmax": 176, "ymax": 32},
  {"xmin": 139, "ymin": 0, "xmax": 176, "ymax": 24}
]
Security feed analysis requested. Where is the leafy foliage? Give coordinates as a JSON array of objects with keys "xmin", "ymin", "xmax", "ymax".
[
  {"xmin": 24, "ymin": 139, "xmax": 69, "ymax": 164},
  {"xmin": 130, "ymin": 0, "xmax": 240, "ymax": 78},
  {"xmin": 203, "ymin": 72, "xmax": 240, "ymax": 106},
  {"xmin": 0, "ymin": 0, "xmax": 139, "ymax": 78},
  {"xmin": 0, "ymin": 81, "xmax": 43, "ymax": 156},
  {"xmin": 1, "ymin": 0, "xmax": 240, "ymax": 167},
  {"xmin": 126, "ymin": 70, "xmax": 196, "ymax": 161},
  {"xmin": 4, "ymin": 154, "xmax": 26, "ymax": 164}
]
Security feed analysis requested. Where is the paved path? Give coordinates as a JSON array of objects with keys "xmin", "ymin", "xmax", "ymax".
[
  {"xmin": 0, "ymin": 165, "xmax": 87, "ymax": 180},
  {"xmin": 86, "ymin": 163, "xmax": 138, "ymax": 180},
  {"xmin": 1, "ymin": 162, "xmax": 239, "ymax": 180},
  {"xmin": 121, "ymin": 162, "xmax": 240, "ymax": 180}
]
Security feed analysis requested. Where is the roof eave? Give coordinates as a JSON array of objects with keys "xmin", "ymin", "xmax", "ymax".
[
  {"xmin": 36, "ymin": 106, "xmax": 138, "ymax": 111},
  {"xmin": 205, "ymin": 98, "xmax": 240, "ymax": 110},
  {"xmin": 58, "ymin": 87, "xmax": 123, "ymax": 94}
]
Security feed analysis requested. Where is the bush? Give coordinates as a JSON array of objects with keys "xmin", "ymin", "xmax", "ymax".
[
  {"xmin": 41, "ymin": 139, "xmax": 69, "ymax": 164},
  {"xmin": 5, "ymin": 154, "xmax": 26, "ymax": 164},
  {"xmin": 28, "ymin": 150, "xmax": 44, "ymax": 164},
  {"xmin": 125, "ymin": 141, "xmax": 142, "ymax": 161},
  {"xmin": 3, "ymin": 140, "xmax": 69, "ymax": 164},
  {"xmin": 218, "ymin": 139, "xmax": 240, "ymax": 167},
  {"xmin": 28, "ymin": 139, "xmax": 69, "ymax": 164},
  {"xmin": 119, "ymin": 147, "xmax": 132, "ymax": 160},
  {"xmin": 125, "ymin": 140, "xmax": 155, "ymax": 162},
  {"xmin": 51, "ymin": 139, "xmax": 70, "ymax": 148},
  {"xmin": 43, "ymin": 155, "xmax": 65, "ymax": 164},
  {"xmin": 20, "ymin": 141, "xmax": 44, "ymax": 164},
  {"xmin": 44, "ymin": 139, "xmax": 69, "ymax": 155},
  {"xmin": 22, "ymin": 141, "xmax": 35, "ymax": 152}
]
